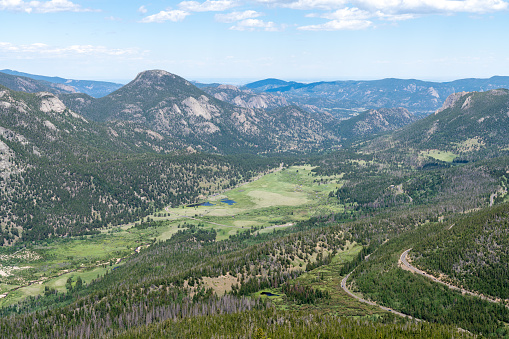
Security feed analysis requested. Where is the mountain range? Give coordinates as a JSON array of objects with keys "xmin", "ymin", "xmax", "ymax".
[
  {"xmin": 241, "ymin": 76, "xmax": 509, "ymax": 117},
  {"xmin": 59, "ymin": 70, "xmax": 340, "ymax": 153},
  {"xmin": 3, "ymin": 68, "xmax": 509, "ymax": 159},
  {"xmin": 0, "ymin": 69, "xmax": 123, "ymax": 98},
  {"xmin": 1, "ymin": 68, "xmax": 508, "ymax": 243},
  {"xmin": 57, "ymin": 70, "xmax": 418, "ymax": 154},
  {"xmin": 4, "ymin": 69, "xmax": 509, "ymax": 119}
]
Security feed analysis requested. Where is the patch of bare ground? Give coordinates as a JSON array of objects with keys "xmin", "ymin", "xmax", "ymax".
[{"xmin": 200, "ymin": 273, "xmax": 239, "ymax": 296}]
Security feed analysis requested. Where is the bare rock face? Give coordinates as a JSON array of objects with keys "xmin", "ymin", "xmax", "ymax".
[
  {"xmin": 181, "ymin": 96, "xmax": 218, "ymax": 120},
  {"xmin": 0, "ymin": 139, "xmax": 15, "ymax": 181},
  {"xmin": 38, "ymin": 92, "xmax": 67, "ymax": 113},
  {"xmin": 217, "ymin": 84, "xmax": 239, "ymax": 91},
  {"xmin": 202, "ymin": 84, "xmax": 289, "ymax": 110},
  {"xmin": 461, "ymin": 95, "xmax": 473, "ymax": 110},
  {"xmin": 351, "ymin": 108, "xmax": 415, "ymax": 135},
  {"xmin": 435, "ymin": 92, "xmax": 468, "ymax": 114}
]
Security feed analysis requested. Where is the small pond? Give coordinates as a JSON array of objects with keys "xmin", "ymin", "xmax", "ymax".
[
  {"xmin": 260, "ymin": 291, "xmax": 279, "ymax": 297},
  {"xmin": 187, "ymin": 202, "xmax": 216, "ymax": 207},
  {"xmin": 221, "ymin": 199, "xmax": 237, "ymax": 205}
]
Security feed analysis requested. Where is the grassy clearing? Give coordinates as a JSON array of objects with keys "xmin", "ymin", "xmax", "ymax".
[
  {"xmin": 162, "ymin": 165, "xmax": 343, "ymax": 239},
  {"xmin": 0, "ymin": 283, "xmax": 18, "ymax": 295},
  {"xmin": 0, "ymin": 226, "xmax": 160, "ymax": 306},
  {"xmin": 45, "ymin": 266, "xmax": 109, "ymax": 293},
  {"xmin": 420, "ymin": 149, "xmax": 458, "ymax": 162},
  {"xmin": 0, "ymin": 266, "xmax": 110, "ymax": 307}
]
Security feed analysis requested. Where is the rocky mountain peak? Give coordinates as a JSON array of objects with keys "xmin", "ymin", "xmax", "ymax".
[{"xmin": 130, "ymin": 70, "xmax": 191, "ymax": 88}]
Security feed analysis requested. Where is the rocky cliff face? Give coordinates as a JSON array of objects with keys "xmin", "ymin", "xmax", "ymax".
[
  {"xmin": 352, "ymin": 108, "xmax": 415, "ymax": 135},
  {"xmin": 0, "ymin": 85, "xmax": 184, "ymax": 160},
  {"xmin": 202, "ymin": 84, "xmax": 289, "ymax": 109}
]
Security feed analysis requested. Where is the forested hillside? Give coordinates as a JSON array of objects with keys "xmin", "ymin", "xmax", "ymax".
[
  {"xmin": 413, "ymin": 201, "xmax": 509, "ymax": 299},
  {"xmin": 0, "ymin": 85, "xmax": 279, "ymax": 242},
  {"xmin": 377, "ymin": 89, "xmax": 509, "ymax": 161}
]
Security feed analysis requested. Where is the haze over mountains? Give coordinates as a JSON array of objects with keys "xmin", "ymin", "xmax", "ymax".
[
  {"xmin": 240, "ymin": 76, "xmax": 509, "ymax": 117},
  {"xmin": 3, "ymin": 69, "xmax": 509, "ymax": 119}
]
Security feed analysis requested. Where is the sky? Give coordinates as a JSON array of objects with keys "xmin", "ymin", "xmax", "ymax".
[{"xmin": 1, "ymin": 0, "xmax": 509, "ymax": 84}]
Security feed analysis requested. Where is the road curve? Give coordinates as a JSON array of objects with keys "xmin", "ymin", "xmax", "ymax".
[
  {"xmin": 400, "ymin": 249, "xmax": 506, "ymax": 306},
  {"xmin": 341, "ymin": 272, "xmax": 420, "ymax": 321}
]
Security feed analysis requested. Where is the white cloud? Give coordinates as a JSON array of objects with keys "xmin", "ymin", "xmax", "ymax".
[
  {"xmin": 138, "ymin": 1, "xmax": 237, "ymax": 24},
  {"xmin": 308, "ymin": 7, "xmax": 371, "ymax": 20},
  {"xmin": 179, "ymin": 0, "xmax": 237, "ymax": 12},
  {"xmin": 230, "ymin": 18, "xmax": 280, "ymax": 31},
  {"xmin": 0, "ymin": 0, "xmax": 96, "ymax": 13},
  {"xmin": 307, "ymin": 6, "xmax": 415, "ymax": 22},
  {"xmin": 0, "ymin": 41, "xmax": 142, "ymax": 57},
  {"xmin": 298, "ymin": 19, "xmax": 372, "ymax": 30},
  {"xmin": 257, "ymin": 0, "xmax": 509, "ymax": 13},
  {"xmin": 279, "ymin": 0, "xmax": 349, "ymax": 10},
  {"xmin": 215, "ymin": 10, "xmax": 263, "ymax": 23},
  {"xmin": 355, "ymin": 0, "xmax": 509, "ymax": 14},
  {"xmin": 375, "ymin": 11, "xmax": 415, "ymax": 21},
  {"xmin": 140, "ymin": 10, "xmax": 190, "ymax": 23},
  {"xmin": 296, "ymin": 1, "xmax": 508, "ymax": 31}
]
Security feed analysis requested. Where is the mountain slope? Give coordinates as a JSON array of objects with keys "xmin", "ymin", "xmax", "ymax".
[
  {"xmin": 0, "ymin": 72, "xmax": 77, "ymax": 95},
  {"xmin": 0, "ymin": 69, "xmax": 123, "ymax": 98},
  {"xmin": 60, "ymin": 70, "xmax": 275, "ymax": 153},
  {"xmin": 61, "ymin": 70, "xmax": 346, "ymax": 154},
  {"xmin": 338, "ymin": 107, "xmax": 417, "ymax": 141},
  {"xmin": 261, "ymin": 105, "xmax": 341, "ymax": 152},
  {"xmin": 243, "ymin": 78, "xmax": 300, "ymax": 91},
  {"xmin": 391, "ymin": 89, "xmax": 509, "ymax": 158},
  {"xmin": 0, "ymin": 85, "xmax": 275, "ymax": 242},
  {"xmin": 412, "ymin": 199, "xmax": 509, "ymax": 300}
]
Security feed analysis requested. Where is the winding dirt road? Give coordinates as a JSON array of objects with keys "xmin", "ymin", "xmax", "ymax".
[{"xmin": 400, "ymin": 248, "xmax": 506, "ymax": 306}]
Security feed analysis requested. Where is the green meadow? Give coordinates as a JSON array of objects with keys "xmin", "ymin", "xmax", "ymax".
[
  {"xmin": 0, "ymin": 165, "xmax": 344, "ymax": 305},
  {"xmin": 420, "ymin": 149, "xmax": 458, "ymax": 162},
  {"xmin": 162, "ymin": 165, "xmax": 343, "ymax": 240}
]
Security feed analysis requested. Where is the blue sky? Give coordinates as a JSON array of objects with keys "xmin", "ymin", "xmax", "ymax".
[{"xmin": 1, "ymin": 0, "xmax": 508, "ymax": 84}]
